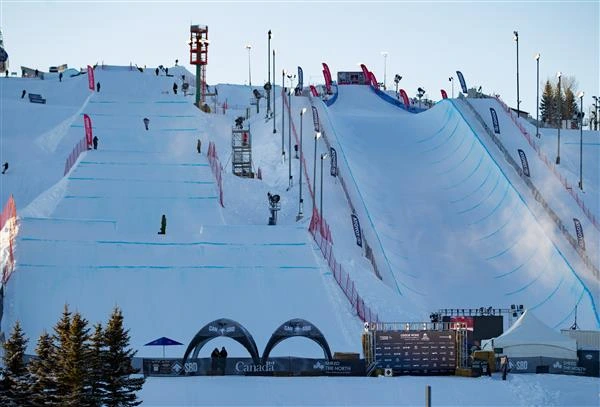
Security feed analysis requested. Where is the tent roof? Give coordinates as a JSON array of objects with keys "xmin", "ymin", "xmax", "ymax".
[{"xmin": 488, "ymin": 310, "xmax": 576, "ymax": 350}]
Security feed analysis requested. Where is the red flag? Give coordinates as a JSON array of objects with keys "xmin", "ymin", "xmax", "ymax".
[
  {"xmin": 369, "ymin": 72, "xmax": 378, "ymax": 88},
  {"xmin": 360, "ymin": 64, "xmax": 370, "ymax": 85},
  {"xmin": 441, "ymin": 89, "xmax": 448, "ymax": 99},
  {"xmin": 399, "ymin": 89, "xmax": 410, "ymax": 107},
  {"xmin": 87, "ymin": 65, "xmax": 95, "ymax": 90},
  {"xmin": 84, "ymin": 114, "xmax": 93, "ymax": 148},
  {"xmin": 309, "ymin": 85, "xmax": 319, "ymax": 96},
  {"xmin": 322, "ymin": 63, "xmax": 332, "ymax": 93}
]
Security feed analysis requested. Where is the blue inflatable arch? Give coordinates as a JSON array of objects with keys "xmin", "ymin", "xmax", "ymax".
[{"xmin": 262, "ymin": 318, "xmax": 332, "ymax": 363}]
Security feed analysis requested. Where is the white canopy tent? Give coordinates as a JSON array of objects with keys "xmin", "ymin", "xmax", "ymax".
[{"xmin": 481, "ymin": 310, "xmax": 577, "ymax": 359}]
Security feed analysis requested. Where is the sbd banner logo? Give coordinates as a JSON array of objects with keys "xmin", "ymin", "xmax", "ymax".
[
  {"xmin": 351, "ymin": 214, "xmax": 363, "ymax": 247},
  {"xmin": 490, "ymin": 108, "xmax": 500, "ymax": 134},
  {"xmin": 573, "ymin": 218, "xmax": 585, "ymax": 251},
  {"xmin": 456, "ymin": 71, "xmax": 468, "ymax": 94},
  {"xmin": 518, "ymin": 149, "xmax": 530, "ymax": 177}
]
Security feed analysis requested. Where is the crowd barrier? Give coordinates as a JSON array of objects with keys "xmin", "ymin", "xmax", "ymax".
[
  {"xmin": 63, "ymin": 137, "xmax": 88, "ymax": 176},
  {"xmin": 1, "ymin": 195, "xmax": 17, "ymax": 284},
  {"xmin": 494, "ymin": 96, "xmax": 599, "ymax": 232},
  {"xmin": 207, "ymin": 142, "xmax": 224, "ymax": 207},
  {"xmin": 460, "ymin": 97, "xmax": 598, "ymax": 279}
]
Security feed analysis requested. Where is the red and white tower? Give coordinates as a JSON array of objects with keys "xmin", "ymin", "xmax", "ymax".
[{"xmin": 189, "ymin": 24, "xmax": 208, "ymax": 107}]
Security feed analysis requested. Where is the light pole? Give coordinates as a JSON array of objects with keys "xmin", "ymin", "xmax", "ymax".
[
  {"xmin": 287, "ymin": 73, "xmax": 295, "ymax": 189},
  {"xmin": 245, "ymin": 44, "xmax": 252, "ymax": 87},
  {"xmin": 593, "ymin": 96, "xmax": 598, "ymax": 130},
  {"xmin": 297, "ymin": 107, "xmax": 307, "ymax": 221},
  {"xmin": 556, "ymin": 71, "xmax": 562, "ymax": 164},
  {"xmin": 513, "ymin": 31, "xmax": 520, "ymax": 115},
  {"xmin": 320, "ymin": 153, "xmax": 328, "ymax": 219},
  {"xmin": 535, "ymin": 53, "xmax": 540, "ymax": 138},
  {"xmin": 267, "ymin": 30, "xmax": 271, "ymax": 117},
  {"xmin": 273, "ymin": 50, "xmax": 276, "ymax": 134},
  {"xmin": 281, "ymin": 69, "xmax": 285, "ymax": 160},
  {"xmin": 578, "ymin": 91, "xmax": 584, "ymax": 190},
  {"xmin": 381, "ymin": 51, "xmax": 388, "ymax": 90},
  {"xmin": 313, "ymin": 131, "xmax": 321, "ymax": 210},
  {"xmin": 449, "ymin": 76, "xmax": 454, "ymax": 98},
  {"xmin": 394, "ymin": 74, "xmax": 402, "ymax": 95}
]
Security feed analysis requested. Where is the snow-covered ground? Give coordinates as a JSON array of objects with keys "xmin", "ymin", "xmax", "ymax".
[{"xmin": 1, "ymin": 67, "xmax": 599, "ymax": 406}]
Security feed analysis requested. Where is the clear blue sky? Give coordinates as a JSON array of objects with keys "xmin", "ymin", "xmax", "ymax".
[{"xmin": 1, "ymin": 1, "xmax": 598, "ymax": 115}]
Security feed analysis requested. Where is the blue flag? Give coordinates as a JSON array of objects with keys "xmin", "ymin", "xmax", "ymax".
[
  {"xmin": 518, "ymin": 149, "xmax": 530, "ymax": 177},
  {"xmin": 351, "ymin": 214, "xmax": 363, "ymax": 247},
  {"xmin": 456, "ymin": 71, "xmax": 468, "ymax": 94},
  {"xmin": 490, "ymin": 108, "xmax": 500, "ymax": 134},
  {"xmin": 573, "ymin": 218, "xmax": 585, "ymax": 250}
]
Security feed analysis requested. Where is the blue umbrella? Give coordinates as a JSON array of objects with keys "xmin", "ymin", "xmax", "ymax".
[{"xmin": 144, "ymin": 336, "xmax": 183, "ymax": 358}]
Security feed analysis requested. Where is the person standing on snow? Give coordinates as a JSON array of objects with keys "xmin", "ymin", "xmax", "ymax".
[
  {"xmin": 172, "ymin": 82, "xmax": 178, "ymax": 95},
  {"xmin": 92, "ymin": 136, "xmax": 99, "ymax": 150},
  {"xmin": 196, "ymin": 139, "xmax": 202, "ymax": 154},
  {"xmin": 155, "ymin": 67, "xmax": 159, "ymax": 76},
  {"xmin": 210, "ymin": 347, "xmax": 220, "ymax": 375},
  {"xmin": 143, "ymin": 117, "xmax": 150, "ymax": 131},
  {"xmin": 2, "ymin": 162, "xmax": 8, "ymax": 174},
  {"xmin": 96, "ymin": 82, "xmax": 101, "ymax": 92},
  {"xmin": 158, "ymin": 214, "xmax": 166, "ymax": 235},
  {"xmin": 218, "ymin": 346, "xmax": 228, "ymax": 375}
]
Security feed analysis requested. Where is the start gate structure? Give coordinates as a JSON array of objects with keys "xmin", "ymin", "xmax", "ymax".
[
  {"xmin": 189, "ymin": 24, "xmax": 208, "ymax": 107},
  {"xmin": 232, "ymin": 127, "xmax": 253, "ymax": 178}
]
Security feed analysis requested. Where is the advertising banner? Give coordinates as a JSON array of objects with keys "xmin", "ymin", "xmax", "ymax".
[
  {"xmin": 399, "ymin": 89, "xmax": 410, "ymax": 108},
  {"xmin": 374, "ymin": 330, "xmax": 456, "ymax": 375},
  {"xmin": 309, "ymin": 85, "xmax": 319, "ymax": 97},
  {"xmin": 322, "ymin": 63, "xmax": 332, "ymax": 93},
  {"xmin": 87, "ymin": 65, "xmax": 95, "ymax": 90},
  {"xmin": 573, "ymin": 218, "xmax": 585, "ymax": 250},
  {"xmin": 351, "ymin": 214, "xmax": 363, "ymax": 247},
  {"xmin": 360, "ymin": 64, "xmax": 370, "ymax": 84},
  {"xmin": 330, "ymin": 147, "xmax": 337, "ymax": 177},
  {"xmin": 83, "ymin": 114, "xmax": 93, "ymax": 148},
  {"xmin": 311, "ymin": 106, "xmax": 320, "ymax": 132},
  {"xmin": 369, "ymin": 72, "xmax": 378, "ymax": 87},
  {"xmin": 456, "ymin": 71, "xmax": 468, "ymax": 94},
  {"xmin": 518, "ymin": 149, "xmax": 530, "ymax": 177},
  {"xmin": 441, "ymin": 89, "xmax": 448, "ymax": 99},
  {"xmin": 490, "ymin": 108, "xmax": 501, "ymax": 134},
  {"xmin": 297, "ymin": 66, "xmax": 304, "ymax": 90}
]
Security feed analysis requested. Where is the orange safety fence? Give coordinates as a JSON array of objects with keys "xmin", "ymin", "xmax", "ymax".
[
  {"xmin": 207, "ymin": 141, "xmax": 225, "ymax": 207},
  {"xmin": 1, "ymin": 195, "xmax": 18, "ymax": 284}
]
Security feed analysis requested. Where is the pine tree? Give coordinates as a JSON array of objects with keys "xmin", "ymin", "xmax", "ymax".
[
  {"xmin": 540, "ymin": 80, "xmax": 555, "ymax": 124},
  {"xmin": 53, "ymin": 304, "xmax": 72, "ymax": 404},
  {"xmin": 0, "ymin": 321, "xmax": 32, "ymax": 406},
  {"xmin": 28, "ymin": 331, "xmax": 59, "ymax": 407},
  {"xmin": 88, "ymin": 323, "xmax": 107, "ymax": 406},
  {"xmin": 63, "ymin": 312, "xmax": 91, "ymax": 406},
  {"xmin": 554, "ymin": 81, "xmax": 564, "ymax": 127},
  {"xmin": 563, "ymin": 87, "xmax": 578, "ymax": 122},
  {"xmin": 103, "ymin": 307, "xmax": 145, "ymax": 407}
]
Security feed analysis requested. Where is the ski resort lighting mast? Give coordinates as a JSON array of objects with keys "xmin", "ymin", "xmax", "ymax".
[
  {"xmin": 556, "ymin": 71, "xmax": 562, "ymax": 164},
  {"xmin": 381, "ymin": 51, "xmax": 388, "ymax": 90},
  {"xmin": 514, "ymin": 30, "xmax": 520, "ymax": 115},
  {"xmin": 535, "ymin": 53, "xmax": 541, "ymax": 138},
  {"xmin": 189, "ymin": 24, "xmax": 209, "ymax": 108},
  {"xmin": 577, "ymin": 91, "xmax": 584, "ymax": 190}
]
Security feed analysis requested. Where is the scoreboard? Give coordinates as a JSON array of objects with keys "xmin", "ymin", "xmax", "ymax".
[{"xmin": 375, "ymin": 330, "xmax": 456, "ymax": 375}]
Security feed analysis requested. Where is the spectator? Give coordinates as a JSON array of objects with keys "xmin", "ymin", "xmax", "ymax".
[
  {"xmin": 96, "ymin": 82, "xmax": 101, "ymax": 92},
  {"xmin": 158, "ymin": 214, "xmax": 166, "ymax": 235},
  {"xmin": 210, "ymin": 347, "xmax": 219, "ymax": 375},
  {"xmin": 173, "ymin": 82, "xmax": 178, "ymax": 95},
  {"xmin": 143, "ymin": 117, "xmax": 150, "ymax": 131},
  {"xmin": 1, "ymin": 162, "xmax": 8, "ymax": 174},
  {"xmin": 155, "ymin": 68, "xmax": 159, "ymax": 76},
  {"xmin": 219, "ymin": 346, "xmax": 228, "ymax": 375},
  {"xmin": 59, "ymin": 72, "xmax": 63, "ymax": 82},
  {"xmin": 92, "ymin": 136, "xmax": 99, "ymax": 150},
  {"xmin": 165, "ymin": 67, "xmax": 169, "ymax": 75},
  {"xmin": 197, "ymin": 139, "xmax": 202, "ymax": 154},
  {"xmin": 21, "ymin": 89, "xmax": 26, "ymax": 99}
]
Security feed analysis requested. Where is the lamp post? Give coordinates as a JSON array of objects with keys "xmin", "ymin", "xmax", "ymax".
[
  {"xmin": 245, "ymin": 44, "xmax": 252, "ymax": 87},
  {"xmin": 287, "ymin": 73, "xmax": 295, "ymax": 189},
  {"xmin": 297, "ymin": 107, "xmax": 307, "ymax": 221},
  {"xmin": 394, "ymin": 74, "xmax": 402, "ymax": 95},
  {"xmin": 273, "ymin": 50, "xmax": 276, "ymax": 134},
  {"xmin": 320, "ymin": 153, "xmax": 328, "ymax": 219},
  {"xmin": 556, "ymin": 71, "xmax": 562, "ymax": 164},
  {"xmin": 578, "ymin": 91, "xmax": 584, "ymax": 190},
  {"xmin": 267, "ymin": 30, "xmax": 271, "ymax": 117},
  {"xmin": 535, "ymin": 53, "xmax": 540, "ymax": 138},
  {"xmin": 593, "ymin": 96, "xmax": 598, "ymax": 130},
  {"xmin": 313, "ymin": 132, "xmax": 321, "ymax": 210},
  {"xmin": 449, "ymin": 76, "xmax": 454, "ymax": 98},
  {"xmin": 513, "ymin": 31, "xmax": 520, "ymax": 115},
  {"xmin": 381, "ymin": 51, "xmax": 388, "ymax": 90},
  {"xmin": 281, "ymin": 69, "xmax": 285, "ymax": 160}
]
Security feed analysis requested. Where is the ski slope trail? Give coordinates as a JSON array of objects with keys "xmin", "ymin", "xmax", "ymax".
[
  {"xmin": 2, "ymin": 69, "xmax": 362, "ymax": 357},
  {"xmin": 325, "ymin": 85, "xmax": 598, "ymax": 329}
]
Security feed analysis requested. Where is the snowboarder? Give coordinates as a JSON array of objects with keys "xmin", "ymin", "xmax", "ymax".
[
  {"xmin": 196, "ymin": 139, "xmax": 202, "ymax": 154},
  {"xmin": 35, "ymin": 69, "xmax": 39, "ymax": 77},
  {"xmin": 210, "ymin": 347, "xmax": 220, "ymax": 374},
  {"xmin": 21, "ymin": 89, "xmax": 26, "ymax": 99},
  {"xmin": 175, "ymin": 59, "xmax": 178, "ymax": 66},
  {"xmin": 143, "ymin": 117, "xmax": 150, "ymax": 131},
  {"xmin": 158, "ymin": 214, "xmax": 166, "ymax": 235},
  {"xmin": 155, "ymin": 68, "xmax": 159, "ymax": 76},
  {"xmin": 172, "ymin": 82, "xmax": 178, "ymax": 95},
  {"xmin": 59, "ymin": 72, "xmax": 63, "ymax": 82},
  {"xmin": 1, "ymin": 162, "xmax": 8, "ymax": 174},
  {"xmin": 92, "ymin": 136, "xmax": 99, "ymax": 150},
  {"xmin": 219, "ymin": 346, "xmax": 228, "ymax": 375},
  {"xmin": 96, "ymin": 82, "xmax": 101, "ymax": 92}
]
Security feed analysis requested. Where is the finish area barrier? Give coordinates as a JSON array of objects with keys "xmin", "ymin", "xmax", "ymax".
[{"xmin": 143, "ymin": 357, "xmax": 365, "ymax": 377}]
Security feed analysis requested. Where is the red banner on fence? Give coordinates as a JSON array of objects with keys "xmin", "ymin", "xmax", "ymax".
[
  {"xmin": 359, "ymin": 64, "xmax": 370, "ymax": 85},
  {"xmin": 399, "ymin": 89, "xmax": 410, "ymax": 107},
  {"xmin": 369, "ymin": 72, "xmax": 378, "ymax": 88},
  {"xmin": 309, "ymin": 85, "xmax": 319, "ymax": 97},
  {"xmin": 87, "ymin": 65, "xmax": 95, "ymax": 90},
  {"xmin": 84, "ymin": 114, "xmax": 93, "ymax": 148},
  {"xmin": 322, "ymin": 63, "xmax": 332, "ymax": 93},
  {"xmin": 441, "ymin": 89, "xmax": 448, "ymax": 99}
]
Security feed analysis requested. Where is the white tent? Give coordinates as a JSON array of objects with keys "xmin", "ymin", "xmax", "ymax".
[{"xmin": 481, "ymin": 310, "xmax": 577, "ymax": 359}]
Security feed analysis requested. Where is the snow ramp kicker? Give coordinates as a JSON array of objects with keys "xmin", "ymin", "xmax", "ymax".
[{"xmin": 324, "ymin": 84, "xmax": 598, "ymax": 329}]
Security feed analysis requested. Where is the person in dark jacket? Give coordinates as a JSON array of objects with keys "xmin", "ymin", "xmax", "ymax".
[
  {"xmin": 158, "ymin": 214, "xmax": 166, "ymax": 235},
  {"xmin": 59, "ymin": 72, "xmax": 63, "ymax": 82},
  {"xmin": 219, "ymin": 346, "xmax": 227, "ymax": 375},
  {"xmin": 143, "ymin": 117, "xmax": 150, "ymax": 131},
  {"xmin": 21, "ymin": 89, "xmax": 26, "ymax": 99},
  {"xmin": 196, "ymin": 139, "xmax": 202, "ymax": 154},
  {"xmin": 173, "ymin": 82, "xmax": 178, "ymax": 95},
  {"xmin": 2, "ymin": 162, "xmax": 8, "ymax": 174},
  {"xmin": 210, "ymin": 347, "xmax": 220, "ymax": 375},
  {"xmin": 96, "ymin": 82, "xmax": 101, "ymax": 92},
  {"xmin": 155, "ymin": 67, "xmax": 159, "ymax": 76},
  {"xmin": 92, "ymin": 136, "xmax": 99, "ymax": 150}
]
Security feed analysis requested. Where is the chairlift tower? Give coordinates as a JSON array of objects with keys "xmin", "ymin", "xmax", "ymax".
[
  {"xmin": 231, "ymin": 126, "xmax": 254, "ymax": 178},
  {"xmin": 189, "ymin": 24, "xmax": 208, "ymax": 107}
]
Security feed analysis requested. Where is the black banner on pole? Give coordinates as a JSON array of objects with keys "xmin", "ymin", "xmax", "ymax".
[
  {"xmin": 311, "ymin": 106, "xmax": 320, "ymax": 132},
  {"xmin": 573, "ymin": 218, "xmax": 585, "ymax": 250},
  {"xmin": 330, "ymin": 147, "xmax": 338, "ymax": 177},
  {"xmin": 517, "ymin": 149, "xmax": 530, "ymax": 177},
  {"xmin": 297, "ymin": 66, "xmax": 304, "ymax": 90},
  {"xmin": 456, "ymin": 71, "xmax": 468, "ymax": 94},
  {"xmin": 351, "ymin": 214, "xmax": 363, "ymax": 247},
  {"xmin": 490, "ymin": 107, "xmax": 500, "ymax": 134}
]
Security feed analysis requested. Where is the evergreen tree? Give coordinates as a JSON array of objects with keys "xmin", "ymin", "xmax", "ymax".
[
  {"xmin": 103, "ymin": 307, "xmax": 145, "ymax": 407},
  {"xmin": 28, "ymin": 331, "xmax": 59, "ymax": 407},
  {"xmin": 0, "ymin": 321, "xmax": 32, "ymax": 406},
  {"xmin": 554, "ymin": 82, "xmax": 565, "ymax": 127},
  {"xmin": 563, "ymin": 87, "xmax": 578, "ymax": 122},
  {"xmin": 88, "ymin": 323, "xmax": 108, "ymax": 406},
  {"xmin": 540, "ymin": 80, "xmax": 555, "ymax": 124},
  {"xmin": 53, "ymin": 304, "xmax": 72, "ymax": 404},
  {"xmin": 63, "ymin": 312, "xmax": 91, "ymax": 407}
]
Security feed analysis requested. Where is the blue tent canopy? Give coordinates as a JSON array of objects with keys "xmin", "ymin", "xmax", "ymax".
[{"xmin": 145, "ymin": 336, "xmax": 183, "ymax": 346}]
